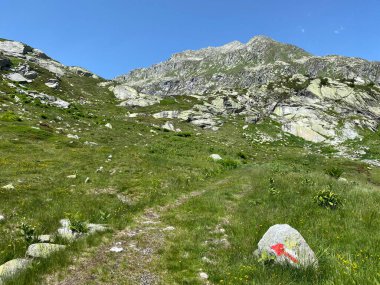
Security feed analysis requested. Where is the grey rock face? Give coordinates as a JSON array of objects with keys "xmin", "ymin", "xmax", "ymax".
[
  {"xmin": 255, "ymin": 224, "xmax": 318, "ymax": 268},
  {"xmin": 26, "ymin": 243, "xmax": 66, "ymax": 258},
  {"xmin": 6, "ymin": 73, "xmax": 31, "ymax": 83},
  {"xmin": 0, "ymin": 258, "xmax": 31, "ymax": 283},
  {"xmin": 0, "ymin": 41, "xmax": 32, "ymax": 56},
  {"xmin": 27, "ymin": 92, "xmax": 70, "ymax": 109},
  {"xmin": 0, "ymin": 56, "xmax": 11, "ymax": 70},
  {"xmin": 115, "ymin": 36, "xmax": 380, "ymax": 96},
  {"xmin": 45, "ymin": 78, "xmax": 59, "ymax": 89}
]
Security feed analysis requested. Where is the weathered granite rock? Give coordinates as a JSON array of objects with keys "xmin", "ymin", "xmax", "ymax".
[
  {"xmin": 210, "ymin": 154, "xmax": 222, "ymax": 161},
  {"xmin": 26, "ymin": 243, "xmax": 66, "ymax": 258},
  {"xmin": 6, "ymin": 73, "xmax": 31, "ymax": 83},
  {"xmin": 45, "ymin": 78, "xmax": 59, "ymax": 89},
  {"xmin": 255, "ymin": 224, "xmax": 318, "ymax": 268},
  {"xmin": 0, "ymin": 40, "xmax": 32, "ymax": 56},
  {"xmin": 0, "ymin": 258, "xmax": 31, "ymax": 282}
]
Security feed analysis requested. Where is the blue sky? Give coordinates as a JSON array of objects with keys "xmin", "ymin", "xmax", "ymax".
[{"xmin": 1, "ymin": 0, "xmax": 379, "ymax": 79}]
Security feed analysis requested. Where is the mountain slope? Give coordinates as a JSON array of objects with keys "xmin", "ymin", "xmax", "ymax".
[
  {"xmin": 0, "ymin": 37, "xmax": 380, "ymax": 285},
  {"xmin": 116, "ymin": 35, "xmax": 380, "ymax": 96}
]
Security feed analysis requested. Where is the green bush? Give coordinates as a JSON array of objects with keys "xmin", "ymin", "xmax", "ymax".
[
  {"xmin": 314, "ymin": 189, "xmax": 342, "ymax": 209},
  {"xmin": 325, "ymin": 166, "xmax": 344, "ymax": 179},
  {"xmin": 0, "ymin": 111, "xmax": 22, "ymax": 122},
  {"xmin": 18, "ymin": 222, "xmax": 38, "ymax": 244},
  {"xmin": 65, "ymin": 213, "xmax": 88, "ymax": 234},
  {"xmin": 218, "ymin": 158, "xmax": 239, "ymax": 170}
]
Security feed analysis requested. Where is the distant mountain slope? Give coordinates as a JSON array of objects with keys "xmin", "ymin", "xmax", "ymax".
[{"xmin": 115, "ymin": 35, "xmax": 380, "ymax": 96}]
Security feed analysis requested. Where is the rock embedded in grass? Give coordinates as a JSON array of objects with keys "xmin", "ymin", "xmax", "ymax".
[
  {"xmin": 255, "ymin": 224, "xmax": 318, "ymax": 268},
  {"xmin": 0, "ymin": 258, "xmax": 31, "ymax": 282},
  {"xmin": 26, "ymin": 243, "xmax": 66, "ymax": 258},
  {"xmin": 210, "ymin": 154, "xmax": 222, "ymax": 161},
  {"xmin": 1, "ymin": 183, "xmax": 14, "ymax": 190},
  {"xmin": 0, "ymin": 215, "xmax": 4, "ymax": 222}
]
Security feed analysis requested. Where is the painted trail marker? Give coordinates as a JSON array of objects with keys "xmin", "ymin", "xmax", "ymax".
[{"xmin": 271, "ymin": 243, "xmax": 298, "ymax": 264}]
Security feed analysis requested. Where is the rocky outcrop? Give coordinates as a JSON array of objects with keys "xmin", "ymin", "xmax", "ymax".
[
  {"xmin": 116, "ymin": 36, "xmax": 380, "ymax": 96},
  {"xmin": 110, "ymin": 84, "xmax": 161, "ymax": 107},
  {"xmin": 0, "ymin": 39, "xmax": 99, "ymax": 78}
]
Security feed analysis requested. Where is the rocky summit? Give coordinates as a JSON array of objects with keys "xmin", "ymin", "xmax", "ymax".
[
  {"xmin": 0, "ymin": 36, "xmax": 380, "ymax": 285},
  {"xmin": 110, "ymin": 36, "xmax": 380, "ymax": 158}
]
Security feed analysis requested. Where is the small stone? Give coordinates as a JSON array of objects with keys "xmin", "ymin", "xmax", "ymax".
[
  {"xmin": 163, "ymin": 226, "xmax": 175, "ymax": 231},
  {"xmin": 105, "ymin": 123, "xmax": 112, "ymax": 129},
  {"xmin": 96, "ymin": 166, "xmax": 104, "ymax": 173},
  {"xmin": 110, "ymin": 246, "xmax": 123, "ymax": 253},
  {"xmin": 26, "ymin": 243, "xmax": 66, "ymax": 258},
  {"xmin": 67, "ymin": 134, "xmax": 80, "ymax": 140},
  {"xmin": 38, "ymin": 235, "xmax": 52, "ymax": 243},
  {"xmin": 209, "ymin": 154, "xmax": 222, "ymax": 161},
  {"xmin": 0, "ymin": 214, "xmax": 4, "ymax": 222},
  {"xmin": 87, "ymin": 223, "xmax": 107, "ymax": 233},
  {"xmin": 1, "ymin": 183, "xmax": 14, "ymax": 190},
  {"xmin": 45, "ymin": 79, "xmax": 59, "ymax": 89},
  {"xmin": 67, "ymin": 174, "xmax": 77, "ymax": 179},
  {"xmin": 85, "ymin": 177, "xmax": 90, "ymax": 183},
  {"xmin": 199, "ymin": 272, "xmax": 209, "ymax": 279}
]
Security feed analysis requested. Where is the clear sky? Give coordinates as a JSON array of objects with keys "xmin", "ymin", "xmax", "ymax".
[{"xmin": 1, "ymin": 0, "xmax": 379, "ymax": 79}]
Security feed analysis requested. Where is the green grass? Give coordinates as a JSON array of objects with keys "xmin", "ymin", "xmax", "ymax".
[
  {"xmin": 1, "ymin": 53, "xmax": 380, "ymax": 285},
  {"xmin": 156, "ymin": 163, "xmax": 380, "ymax": 285}
]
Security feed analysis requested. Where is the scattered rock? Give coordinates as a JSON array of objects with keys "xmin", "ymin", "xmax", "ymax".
[
  {"xmin": 6, "ymin": 73, "xmax": 31, "ymax": 83},
  {"xmin": 38, "ymin": 235, "xmax": 52, "ymax": 243},
  {"xmin": 26, "ymin": 243, "xmax": 66, "ymax": 258},
  {"xmin": 87, "ymin": 223, "xmax": 107, "ymax": 233},
  {"xmin": 96, "ymin": 166, "xmax": 104, "ymax": 173},
  {"xmin": 209, "ymin": 154, "xmax": 222, "ymax": 161},
  {"xmin": 67, "ymin": 134, "xmax": 79, "ymax": 140},
  {"xmin": 45, "ymin": 78, "xmax": 59, "ymax": 89},
  {"xmin": 161, "ymin": 121, "xmax": 180, "ymax": 132},
  {"xmin": 0, "ymin": 215, "xmax": 4, "ymax": 222},
  {"xmin": 27, "ymin": 92, "xmax": 70, "ymax": 109},
  {"xmin": 85, "ymin": 177, "xmax": 90, "ymax": 183},
  {"xmin": 0, "ymin": 258, "xmax": 31, "ymax": 282},
  {"xmin": 24, "ymin": 70, "xmax": 38, "ymax": 79},
  {"xmin": 57, "ymin": 219, "xmax": 78, "ymax": 241},
  {"xmin": 66, "ymin": 174, "xmax": 77, "ymax": 179},
  {"xmin": 1, "ymin": 183, "xmax": 14, "ymax": 190},
  {"xmin": 163, "ymin": 226, "xmax": 175, "ymax": 231},
  {"xmin": 199, "ymin": 272, "xmax": 209, "ymax": 279},
  {"xmin": 255, "ymin": 224, "xmax": 318, "ymax": 268},
  {"xmin": 110, "ymin": 246, "xmax": 123, "ymax": 253},
  {"xmin": 105, "ymin": 123, "xmax": 112, "ymax": 129}
]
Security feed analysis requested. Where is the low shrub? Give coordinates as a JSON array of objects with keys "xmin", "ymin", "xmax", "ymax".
[
  {"xmin": 325, "ymin": 166, "xmax": 344, "ymax": 179},
  {"xmin": 314, "ymin": 189, "xmax": 342, "ymax": 209}
]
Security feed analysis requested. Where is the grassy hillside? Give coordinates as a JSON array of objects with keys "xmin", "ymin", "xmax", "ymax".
[{"xmin": 1, "ymin": 51, "xmax": 380, "ymax": 285}]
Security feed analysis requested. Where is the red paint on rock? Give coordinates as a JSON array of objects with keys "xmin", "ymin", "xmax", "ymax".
[{"xmin": 271, "ymin": 243, "xmax": 299, "ymax": 264}]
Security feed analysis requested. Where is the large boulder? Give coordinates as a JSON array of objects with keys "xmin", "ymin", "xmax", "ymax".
[
  {"xmin": 255, "ymin": 224, "xmax": 318, "ymax": 268},
  {"xmin": 0, "ymin": 258, "xmax": 31, "ymax": 282},
  {"xmin": 0, "ymin": 41, "xmax": 32, "ymax": 56},
  {"xmin": 26, "ymin": 243, "xmax": 66, "ymax": 258},
  {"xmin": 6, "ymin": 73, "xmax": 32, "ymax": 83}
]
